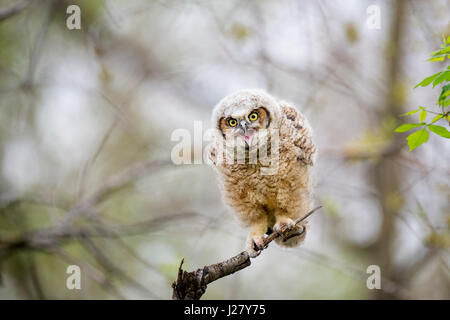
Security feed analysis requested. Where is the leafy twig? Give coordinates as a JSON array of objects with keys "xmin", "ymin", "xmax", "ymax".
[{"xmin": 395, "ymin": 35, "xmax": 450, "ymax": 150}]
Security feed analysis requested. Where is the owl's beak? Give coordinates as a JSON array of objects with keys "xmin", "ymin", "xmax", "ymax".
[{"xmin": 238, "ymin": 121, "xmax": 254, "ymax": 146}]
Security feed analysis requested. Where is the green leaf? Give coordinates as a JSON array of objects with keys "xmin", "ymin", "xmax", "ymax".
[
  {"xmin": 439, "ymin": 84, "xmax": 450, "ymax": 106},
  {"xmin": 441, "ymin": 46, "xmax": 450, "ymax": 54},
  {"xmin": 428, "ymin": 125, "xmax": 450, "ymax": 138},
  {"xmin": 432, "ymin": 71, "xmax": 450, "ymax": 87},
  {"xmin": 400, "ymin": 109, "xmax": 420, "ymax": 116},
  {"xmin": 419, "ymin": 109, "xmax": 427, "ymax": 122},
  {"xmin": 406, "ymin": 129, "xmax": 429, "ymax": 151},
  {"xmin": 443, "ymin": 98, "xmax": 450, "ymax": 107},
  {"xmin": 415, "ymin": 72, "xmax": 441, "ymax": 88},
  {"xmin": 427, "ymin": 56, "xmax": 445, "ymax": 62},
  {"xmin": 429, "ymin": 47, "xmax": 450, "ymax": 57},
  {"xmin": 394, "ymin": 123, "xmax": 424, "ymax": 132},
  {"xmin": 431, "ymin": 114, "xmax": 443, "ymax": 123},
  {"xmin": 431, "ymin": 48, "xmax": 443, "ymax": 56}
]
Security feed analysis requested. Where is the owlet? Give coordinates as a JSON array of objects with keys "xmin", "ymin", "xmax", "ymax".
[{"xmin": 208, "ymin": 89, "xmax": 316, "ymax": 257}]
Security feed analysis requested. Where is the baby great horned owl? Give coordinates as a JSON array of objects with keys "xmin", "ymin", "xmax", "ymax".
[{"xmin": 208, "ymin": 89, "xmax": 316, "ymax": 257}]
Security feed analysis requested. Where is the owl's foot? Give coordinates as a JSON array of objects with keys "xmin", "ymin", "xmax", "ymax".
[
  {"xmin": 246, "ymin": 234, "xmax": 265, "ymax": 258},
  {"xmin": 275, "ymin": 225, "xmax": 307, "ymax": 247},
  {"xmin": 273, "ymin": 217, "xmax": 295, "ymax": 234}
]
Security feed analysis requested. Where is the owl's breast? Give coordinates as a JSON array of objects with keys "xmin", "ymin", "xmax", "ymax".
[{"xmin": 218, "ymin": 163, "xmax": 280, "ymax": 207}]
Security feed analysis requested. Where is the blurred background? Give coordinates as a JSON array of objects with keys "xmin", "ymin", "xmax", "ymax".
[{"xmin": 0, "ymin": 0, "xmax": 449, "ymax": 299}]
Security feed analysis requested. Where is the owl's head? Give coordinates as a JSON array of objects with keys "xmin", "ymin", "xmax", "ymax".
[{"xmin": 212, "ymin": 89, "xmax": 282, "ymax": 147}]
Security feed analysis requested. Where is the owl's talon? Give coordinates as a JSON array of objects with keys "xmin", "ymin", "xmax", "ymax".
[
  {"xmin": 246, "ymin": 244, "xmax": 261, "ymax": 258},
  {"xmin": 274, "ymin": 219, "xmax": 295, "ymax": 234},
  {"xmin": 248, "ymin": 248, "xmax": 261, "ymax": 258},
  {"xmin": 246, "ymin": 234, "xmax": 265, "ymax": 258}
]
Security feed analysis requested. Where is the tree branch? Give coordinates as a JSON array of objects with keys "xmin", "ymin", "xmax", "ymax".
[{"xmin": 171, "ymin": 206, "xmax": 322, "ymax": 300}]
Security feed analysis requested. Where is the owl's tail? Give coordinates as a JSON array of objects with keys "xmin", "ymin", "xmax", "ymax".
[{"xmin": 273, "ymin": 222, "xmax": 308, "ymax": 248}]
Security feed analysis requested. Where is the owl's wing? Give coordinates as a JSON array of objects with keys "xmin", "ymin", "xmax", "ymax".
[
  {"xmin": 207, "ymin": 142, "xmax": 218, "ymax": 167},
  {"xmin": 280, "ymin": 103, "xmax": 316, "ymax": 166}
]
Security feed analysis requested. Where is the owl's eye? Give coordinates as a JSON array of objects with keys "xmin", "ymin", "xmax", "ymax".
[
  {"xmin": 228, "ymin": 118, "xmax": 237, "ymax": 127},
  {"xmin": 248, "ymin": 112, "xmax": 258, "ymax": 121}
]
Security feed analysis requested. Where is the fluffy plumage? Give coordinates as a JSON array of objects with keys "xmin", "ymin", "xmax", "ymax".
[{"xmin": 208, "ymin": 89, "xmax": 316, "ymax": 257}]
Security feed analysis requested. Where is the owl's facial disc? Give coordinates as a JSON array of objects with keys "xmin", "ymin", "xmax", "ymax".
[{"xmin": 218, "ymin": 107, "xmax": 270, "ymax": 147}]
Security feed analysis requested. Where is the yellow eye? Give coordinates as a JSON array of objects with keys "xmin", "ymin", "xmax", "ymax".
[
  {"xmin": 228, "ymin": 118, "xmax": 237, "ymax": 127},
  {"xmin": 249, "ymin": 112, "xmax": 258, "ymax": 121}
]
